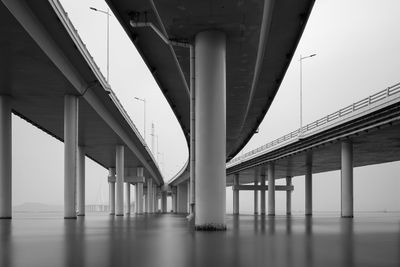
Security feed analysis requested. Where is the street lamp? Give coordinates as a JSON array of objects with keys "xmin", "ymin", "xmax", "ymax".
[
  {"xmin": 299, "ymin": 53, "xmax": 316, "ymax": 136},
  {"xmin": 134, "ymin": 97, "xmax": 146, "ymax": 141},
  {"xmin": 89, "ymin": 7, "xmax": 111, "ymax": 83}
]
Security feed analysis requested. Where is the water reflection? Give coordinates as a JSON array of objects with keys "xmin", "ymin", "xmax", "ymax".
[{"xmin": 2, "ymin": 213, "xmax": 399, "ymax": 267}]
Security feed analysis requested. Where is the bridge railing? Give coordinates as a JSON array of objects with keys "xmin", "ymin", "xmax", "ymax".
[{"xmin": 227, "ymin": 82, "xmax": 400, "ymax": 167}]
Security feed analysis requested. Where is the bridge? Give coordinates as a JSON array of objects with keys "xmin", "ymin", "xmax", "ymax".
[
  {"xmin": 0, "ymin": 0, "xmax": 163, "ymax": 219},
  {"xmin": 169, "ymin": 82, "xmax": 400, "ymax": 218}
]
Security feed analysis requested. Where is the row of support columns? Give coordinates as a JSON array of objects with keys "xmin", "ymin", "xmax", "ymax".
[{"xmin": 232, "ymin": 140, "xmax": 354, "ymax": 218}]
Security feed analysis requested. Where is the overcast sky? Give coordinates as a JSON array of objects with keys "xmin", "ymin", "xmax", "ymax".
[{"xmin": 11, "ymin": 0, "xmax": 400, "ymax": 213}]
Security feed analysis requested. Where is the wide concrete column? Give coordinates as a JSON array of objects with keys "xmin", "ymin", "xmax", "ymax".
[
  {"xmin": 260, "ymin": 174, "xmax": 266, "ymax": 215},
  {"xmin": 341, "ymin": 140, "xmax": 354, "ymax": 218},
  {"xmin": 64, "ymin": 95, "xmax": 78, "ymax": 219},
  {"xmin": 177, "ymin": 183, "xmax": 188, "ymax": 213},
  {"xmin": 286, "ymin": 176, "xmax": 292, "ymax": 215},
  {"xmin": 77, "ymin": 146, "xmax": 85, "ymax": 216},
  {"xmin": 305, "ymin": 154, "xmax": 313, "ymax": 216},
  {"xmin": 108, "ymin": 168, "xmax": 116, "ymax": 215},
  {"xmin": 172, "ymin": 187, "xmax": 177, "ymax": 213},
  {"xmin": 161, "ymin": 191, "xmax": 167, "ymax": 213},
  {"xmin": 137, "ymin": 183, "xmax": 144, "ymax": 214},
  {"xmin": 115, "ymin": 145, "xmax": 124, "ymax": 216},
  {"xmin": 254, "ymin": 176, "xmax": 258, "ymax": 215},
  {"xmin": 0, "ymin": 96, "xmax": 11, "ymax": 219},
  {"xmin": 125, "ymin": 183, "xmax": 130, "ymax": 215},
  {"xmin": 268, "ymin": 162, "xmax": 275, "ymax": 216},
  {"xmin": 233, "ymin": 174, "xmax": 239, "ymax": 215},
  {"xmin": 146, "ymin": 179, "xmax": 153, "ymax": 213},
  {"xmin": 195, "ymin": 31, "xmax": 226, "ymax": 230},
  {"xmin": 136, "ymin": 167, "xmax": 144, "ymax": 214},
  {"xmin": 154, "ymin": 186, "xmax": 158, "ymax": 212}
]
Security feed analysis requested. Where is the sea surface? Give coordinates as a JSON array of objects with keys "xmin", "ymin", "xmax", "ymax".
[{"xmin": 1, "ymin": 212, "xmax": 399, "ymax": 267}]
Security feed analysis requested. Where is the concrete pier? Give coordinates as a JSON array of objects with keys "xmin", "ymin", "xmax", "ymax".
[
  {"xmin": 136, "ymin": 167, "xmax": 144, "ymax": 214},
  {"xmin": 125, "ymin": 183, "xmax": 130, "ymax": 215},
  {"xmin": 177, "ymin": 183, "xmax": 188, "ymax": 213},
  {"xmin": 115, "ymin": 145, "xmax": 124, "ymax": 216},
  {"xmin": 286, "ymin": 176, "xmax": 292, "ymax": 215},
  {"xmin": 0, "ymin": 96, "xmax": 11, "ymax": 219},
  {"xmin": 254, "ymin": 176, "xmax": 258, "ymax": 215},
  {"xmin": 305, "ymin": 154, "xmax": 312, "ymax": 216},
  {"xmin": 260, "ymin": 173, "xmax": 266, "ymax": 215},
  {"xmin": 64, "ymin": 95, "xmax": 78, "ymax": 219},
  {"xmin": 268, "ymin": 162, "xmax": 275, "ymax": 216},
  {"xmin": 77, "ymin": 146, "xmax": 85, "ymax": 216},
  {"xmin": 147, "ymin": 179, "xmax": 153, "ymax": 213},
  {"xmin": 233, "ymin": 174, "xmax": 239, "ymax": 215},
  {"xmin": 195, "ymin": 31, "xmax": 226, "ymax": 230},
  {"xmin": 108, "ymin": 168, "xmax": 116, "ymax": 215},
  {"xmin": 341, "ymin": 140, "xmax": 354, "ymax": 218}
]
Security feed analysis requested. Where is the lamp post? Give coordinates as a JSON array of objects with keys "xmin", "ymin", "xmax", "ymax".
[
  {"xmin": 134, "ymin": 97, "xmax": 146, "ymax": 141},
  {"xmin": 89, "ymin": 7, "xmax": 111, "ymax": 83},
  {"xmin": 299, "ymin": 53, "xmax": 316, "ymax": 136}
]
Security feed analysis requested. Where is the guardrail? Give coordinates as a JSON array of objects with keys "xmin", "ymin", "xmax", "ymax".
[{"xmin": 228, "ymin": 82, "xmax": 400, "ymax": 166}]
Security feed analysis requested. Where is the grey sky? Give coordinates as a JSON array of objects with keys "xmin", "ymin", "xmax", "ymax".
[{"xmin": 12, "ymin": 0, "xmax": 400, "ymax": 213}]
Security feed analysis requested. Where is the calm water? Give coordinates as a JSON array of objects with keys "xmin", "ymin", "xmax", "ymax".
[{"xmin": 1, "ymin": 212, "xmax": 399, "ymax": 267}]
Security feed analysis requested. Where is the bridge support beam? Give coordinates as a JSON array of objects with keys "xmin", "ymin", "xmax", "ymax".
[
  {"xmin": 254, "ymin": 176, "xmax": 258, "ymax": 215},
  {"xmin": 0, "ymin": 96, "xmax": 11, "ymax": 219},
  {"xmin": 305, "ymin": 154, "xmax": 313, "ymax": 216},
  {"xmin": 77, "ymin": 146, "xmax": 85, "ymax": 216},
  {"xmin": 268, "ymin": 162, "xmax": 275, "ymax": 216},
  {"xmin": 233, "ymin": 174, "xmax": 239, "ymax": 215},
  {"xmin": 108, "ymin": 168, "xmax": 116, "ymax": 215},
  {"xmin": 286, "ymin": 177, "xmax": 292, "ymax": 215},
  {"xmin": 125, "ymin": 183, "xmax": 130, "ymax": 215},
  {"xmin": 341, "ymin": 140, "xmax": 353, "ymax": 218},
  {"xmin": 64, "ymin": 95, "xmax": 78, "ymax": 219},
  {"xmin": 115, "ymin": 145, "xmax": 124, "ymax": 216},
  {"xmin": 260, "ymin": 174, "xmax": 266, "ymax": 215},
  {"xmin": 195, "ymin": 31, "xmax": 226, "ymax": 230},
  {"xmin": 146, "ymin": 179, "xmax": 153, "ymax": 213}
]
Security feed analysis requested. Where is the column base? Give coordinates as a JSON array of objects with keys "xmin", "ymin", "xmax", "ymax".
[
  {"xmin": 305, "ymin": 213, "xmax": 312, "ymax": 216},
  {"xmin": 254, "ymin": 212, "xmax": 258, "ymax": 215},
  {"xmin": 286, "ymin": 212, "xmax": 292, "ymax": 216},
  {"xmin": 109, "ymin": 213, "xmax": 115, "ymax": 215},
  {"xmin": 77, "ymin": 214, "xmax": 85, "ymax": 217},
  {"xmin": 0, "ymin": 217, "xmax": 12, "ymax": 219},
  {"xmin": 342, "ymin": 215, "xmax": 354, "ymax": 218},
  {"xmin": 64, "ymin": 216, "xmax": 77, "ymax": 219},
  {"xmin": 195, "ymin": 223, "xmax": 227, "ymax": 231},
  {"xmin": 115, "ymin": 214, "xmax": 124, "ymax": 216},
  {"xmin": 268, "ymin": 213, "xmax": 275, "ymax": 216}
]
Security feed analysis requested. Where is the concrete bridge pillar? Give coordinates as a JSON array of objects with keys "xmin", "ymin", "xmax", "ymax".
[
  {"xmin": 154, "ymin": 186, "xmax": 158, "ymax": 212},
  {"xmin": 161, "ymin": 191, "xmax": 167, "ymax": 213},
  {"xmin": 177, "ymin": 183, "xmax": 188, "ymax": 213},
  {"xmin": 146, "ymin": 179, "xmax": 153, "ymax": 213},
  {"xmin": 254, "ymin": 176, "xmax": 259, "ymax": 215},
  {"xmin": 195, "ymin": 31, "xmax": 226, "ymax": 230},
  {"xmin": 305, "ymin": 154, "xmax": 313, "ymax": 216},
  {"xmin": 125, "ymin": 183, "xmax": 130, "ymax": 215},
  {"xmin": 286, "ymin": 176, "xmax": 292, "ymax": 215},
  {"xmin": 108, "ymin": 168, "xmax": 116, "ymax": 215},
  {"xmin": 136, "ymin": 167, "xmax": 144, "ymax": 214},
  {"xmin": 260, "ymin": 173, "xmax": 266, "ymax": 215},
  {"xmin": 64, "ymin": 95, "xmax": 78, "ymax": 219},
  {"xmin": 115, "ymin": 145, "xmax": 124, "ymax": 216},
  {"xmin": 233, "ymin": 174, "xmax": 239, "ymax": 215},
  {"xmin": 77, "ymin": 146, "xmax": 85, "ymax": 216},
  {"xmin": 341, "ymin": 140, "xmax": 353, "ymax": 218},
  {"xmin": 268, "ymin": 162, "xmax": 275, "ymax": 216},
  {"xmin": 172, "ymin": 187, "xmax": 177, "ymax": 213},
  {"xmin": 0, "ymin": 96, "xmax": 11, "ymax": 219}
]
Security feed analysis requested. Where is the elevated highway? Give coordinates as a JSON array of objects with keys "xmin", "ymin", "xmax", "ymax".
[
  {"xmin": 0, "ymin": 0, "xmax": 163, "ymax": 219},
  {"xmin": 107, "ymin": 0, "xmax": 315, "ymax": 229},
  {"xmin": 170, "ymin": 82, "xmax": 400, "ymax": 217}
]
